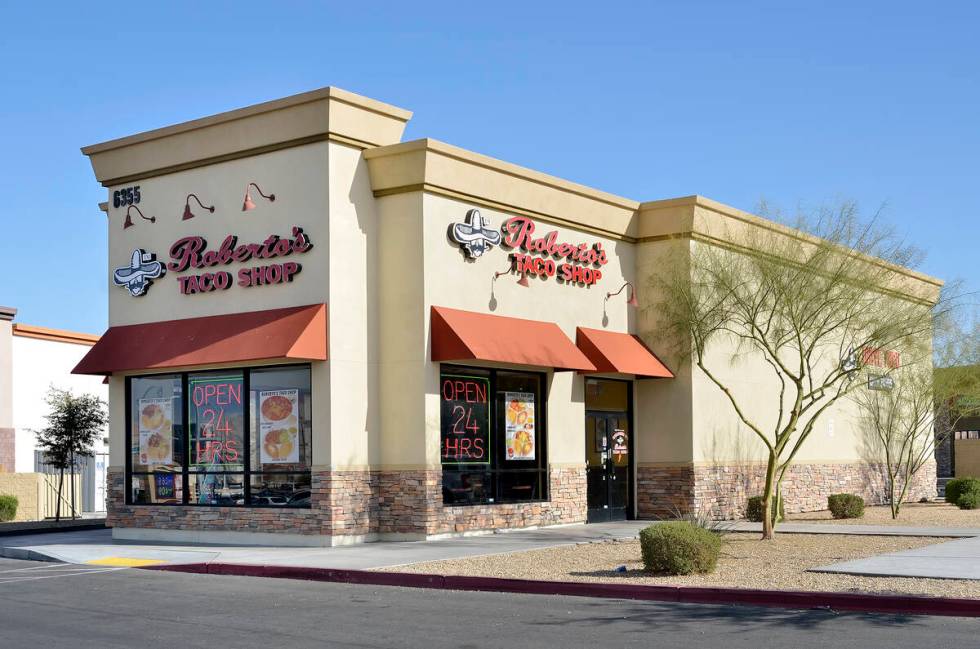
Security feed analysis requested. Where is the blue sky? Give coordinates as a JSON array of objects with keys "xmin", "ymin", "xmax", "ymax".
[{"xmin": 1, "ymin": 1, "xmax": 977, "ymax": 333}]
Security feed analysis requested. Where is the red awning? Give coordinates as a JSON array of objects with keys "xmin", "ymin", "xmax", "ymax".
[
  {"xmin": 576, "ymin": 327, "xmax": 674, "ymax": 378},
  {"xmin": 431, "ymin": 306, "xmax": 596, "ymax": 372},
  {"xmin": 73, "ymin": 304, "xmax": 327, "ymax": 375}
]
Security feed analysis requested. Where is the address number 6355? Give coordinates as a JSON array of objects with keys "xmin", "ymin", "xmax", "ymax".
[{"xmin": 113, "ymin": 185, "xmax": 141, "ymax": 208}]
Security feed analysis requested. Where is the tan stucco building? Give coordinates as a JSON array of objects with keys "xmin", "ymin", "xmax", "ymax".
[{"xmin": 74, "ymin": 87, "xmax": 942, "ymax": 546}]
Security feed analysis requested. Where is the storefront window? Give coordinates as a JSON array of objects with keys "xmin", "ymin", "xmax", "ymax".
[
  {"xmin": 249, "ymin": 366, "xmax": 313, "ymax": 507},
  {"xmin": 130, "ymin": 374, "xmax": 183, "ymax": 505},
  {"xmin": 440, "ymin": 366, "xmax": 547, "ymax": 505},
  {"xmin": 126, "ymin": 365, "xmax": 312, "ymax": 507}
]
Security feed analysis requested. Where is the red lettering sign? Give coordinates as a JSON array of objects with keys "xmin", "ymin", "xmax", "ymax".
[
  {"xmin": 440, "ymin": 375, "xmax": 490, "ymax": 465},
  {"xmin": 499, "ymin": 216, "xmax": 607, "ymax": 287},
  {"xmin": 190, "ymin": 377, "xmax": 244, "ymax": 467},
  {"xmin": 168, "ymin": 227, "xmax": 312, "ymax": 295}
]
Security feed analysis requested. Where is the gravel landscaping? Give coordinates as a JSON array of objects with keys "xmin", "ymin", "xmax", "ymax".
[
  {"xmin": 386, "ymin": 533, "xmax": 980, "ymax": 599},
  {"xmin": 785, "ymin": 502, "xmax": 980, "ymax": 527}
]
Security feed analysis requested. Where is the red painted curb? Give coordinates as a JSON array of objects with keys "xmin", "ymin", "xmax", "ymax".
[{"xmin": 143, "ymin": 563, "xmax": 980, "ymax": 618}]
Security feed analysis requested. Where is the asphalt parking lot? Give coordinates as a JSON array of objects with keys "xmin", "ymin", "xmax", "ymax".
[{"xmin": 1, "ymin": 556, "xmax": 979, "ymax": 649}]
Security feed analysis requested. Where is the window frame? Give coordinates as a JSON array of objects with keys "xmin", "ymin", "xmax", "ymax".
[
  {"xmin": 439, "ymin": 364, "xmax": 549, "ymax": 506},
  {"xmin": 125, "ymin": 363, "xmax": 313, "ymax": 508}
]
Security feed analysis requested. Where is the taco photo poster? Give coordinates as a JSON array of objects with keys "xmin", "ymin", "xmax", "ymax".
[
  {"xmin": 138, "ymin": 397, "xmax": 174, "ymax": 466},
  {"xmin": 504, "ymin": 391, "xmax": 535, "ymax": 461},
  {"xmin": 259, "ymin": 389, "xmax": 300, "ymax": 464}
]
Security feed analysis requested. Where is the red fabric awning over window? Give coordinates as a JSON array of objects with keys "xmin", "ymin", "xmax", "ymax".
[
  {"xmin": 431, "ymin": 306, "xmax": 596, "ymax": 372},
  {"xmin": 72, "ymin": 304, "xmax": 327, "ymax": 375},
  {"xmin": 576, "ymin": 327, "xmax": 674, "ymax": 378}
]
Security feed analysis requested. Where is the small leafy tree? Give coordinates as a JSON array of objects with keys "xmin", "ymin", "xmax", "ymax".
[
  {"xmin": 855, "ymin": 318, "xmax": 979, "ymax": 519},
  {"xmin": 654, "ymin": 202, "xmax": 943, "ymax": 539},
  {"xmin": 34, "ymin": 387, "xmax": 107, "ymax": 521}
]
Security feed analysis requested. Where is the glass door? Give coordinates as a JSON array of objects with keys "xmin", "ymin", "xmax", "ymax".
[
  {"xmin": 586, "ymin": 413, "xmax": 630, "ymax": 522},
  {"xmin": 585, "ymin": 378, "xmax": 632, "ymax": 523}
]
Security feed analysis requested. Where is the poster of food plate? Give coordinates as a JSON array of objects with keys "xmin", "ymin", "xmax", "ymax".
[
  {"xmin": 138, "ymin": 397, "xmax": 173, "ymax": 465},
  {"xmin": 259, "ymin": 389, "xmax": 300, "ymax": 464},
  {"xmin": 504, "ymin": 392, "xmax": 535, "ymax": 460}
]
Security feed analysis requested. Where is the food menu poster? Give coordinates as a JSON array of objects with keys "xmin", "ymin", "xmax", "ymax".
[
  {"xmin": 440, "ymin": 376, "xmax": 490, "ymax": 465},
  {"xmin": 138, "ymin": 397, "xmax": 173, "ymax": 465},
  {"xmin": 504, "ymin": 392, "xmax": 536, "ymax": 461},
  {"xmin": 259, "ymin": 389, "xmax": 300, "ymax": 464}
]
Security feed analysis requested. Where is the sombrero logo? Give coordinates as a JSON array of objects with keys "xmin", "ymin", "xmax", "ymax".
[
  {"xmin": 113, "ymin": 248, "xmax": 166, "ymax": 297},
  {"xmin": 449, "ymin": 209, "xmax": 501, "ymax": 258}
]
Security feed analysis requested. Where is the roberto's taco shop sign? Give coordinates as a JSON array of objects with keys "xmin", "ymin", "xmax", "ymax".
[
  {"xmin": 113, "ymin": 226, "xmax": 313, "ymax": 297},
  {"xmin": 450, "ymin": 210, "xmax": 609, "ymax": 286}
]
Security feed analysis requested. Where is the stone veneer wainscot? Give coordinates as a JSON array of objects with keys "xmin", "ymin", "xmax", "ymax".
[
  {"xmin": 637, "ymin": 460, "xmax": 938, "ymax": 519},
  {"xmin": 106, "ymin": 465, "xmax": 587, "ymax": 540}
]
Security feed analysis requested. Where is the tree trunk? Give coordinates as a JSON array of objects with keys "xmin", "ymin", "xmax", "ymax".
[
  {"xmin": 761, "ymin": 453, "xmax": 779, "ymax": 540},
  {"xmin": 888, "ymin": 471, "xmax": 898, "ymax": 519},
  {"xmin": 70, "ymin": 452, "xmax": 77, "ymax": 520},
  {"xmin": 55, "ymin": 469, "xmax": 63, "ymax": 523}
]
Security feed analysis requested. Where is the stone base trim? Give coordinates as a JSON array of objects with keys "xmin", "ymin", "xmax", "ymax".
[
  {"xmin": 378, "ymin": 465, "xmax": 588, "ymax": 536},
  {"xmin": 638, "ymin": 460, "xmax": 938, "ymax": 520},
  {"xmin": 107, "ymin": 464, "xmax": 588, "ymax": 540},
  {"xmin": 111, "ymin": 526, "xmax": 379, "ymax": 547},
  {"xmin": 106, "ymin": 468, "xmax": 377, "ymax": 537}
]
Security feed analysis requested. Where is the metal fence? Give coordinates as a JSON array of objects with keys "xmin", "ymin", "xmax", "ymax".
[{"xmin": 34, "ymin": 450, "xmax": 108, "ymax": 514}]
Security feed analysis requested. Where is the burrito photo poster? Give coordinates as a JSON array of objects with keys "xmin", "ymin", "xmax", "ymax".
[
  {"xmin": 504, "ymin": 392, "xmax": 536, "ymax": 460},
  {"xmin": 138, "ymin": 397, "xmax": 174, "ymax": 466},
  {"xmin": 259, "ymin": 389, "xmax": 300, "ymax": 464}
]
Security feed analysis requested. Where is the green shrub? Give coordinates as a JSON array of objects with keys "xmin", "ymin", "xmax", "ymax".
[
  {"xmin": 945, "ymin": 478, "xmax": 980, "ymax": 504},
  {"xmin": 957, "ymin": 483, "xmax": 980, "ymax": 510},
  {"xmin": 958, "ymin": 491, "xmax": 980, "ymax": 510},
  {"xmin": 639, "ymin": 522, "xmax": 722, "ymax": 575},
  {"xmin": 0, "ymin": 495, "xmax": 17, "ymax": 522},
  {"xmin": 745, "ymin": 495, "xmax": 784, "ymax": 523},
  {"xmin": 828, "ymin": 493, "xmax": 865, "ymax": 519}
]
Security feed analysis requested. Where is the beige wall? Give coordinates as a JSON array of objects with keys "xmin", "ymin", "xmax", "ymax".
[
  {"xmin": 955, "ymin": 439, "xmax": 980, "ymax": 478},
  {"xmin": 376, "ymin": 191, "xmax": 427, "ymax": 468},
  {"xmin": 634, "ymin": 237, "xmax": 693, "ymax": 465},
  {"xmin": 325, "ymin": 142, "xmax": 381, "ymax": 470},
  {"xmin": 680, "ymin": 236, "xmax": 933, "ymax": 467},
  {"xmin": 106, "ymin": 142, "xmax": 331, "ymax": 327}
]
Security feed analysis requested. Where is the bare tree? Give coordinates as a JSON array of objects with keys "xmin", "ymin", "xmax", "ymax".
[
  {"xmin": 654, "ymin": 202, "xmax": 943, "ymax": 539},
  {"xmin": 34, "ymin": 387, "xmax": 107, "ymax": 521}
]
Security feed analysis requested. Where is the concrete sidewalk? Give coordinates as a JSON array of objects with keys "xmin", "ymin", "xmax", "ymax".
[
  {"xmin": 4, "ymin": 519, "xmax": 978, "ymax": 571},
  {"xmin": 812, "ymin": 535, "xmax": 980, "ymax": 581},
  {"xmin": 0, "ymin": 521, "xmax": 650, "ymax": 569},
  {"xmin": 726, "ymin": 521, "xmax": 980, "ymax": 537}
]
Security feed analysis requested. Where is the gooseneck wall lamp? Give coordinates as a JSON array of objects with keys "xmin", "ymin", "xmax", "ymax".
[
  {"xmin": 242, "ymin": 182, "xmax": 275, "ymax": 211},
  {"xmin": 489, "ymin": 258, "xmax": 529, "ymax": 310},
  {"xmin": 182, "ymin": 193, "xmax": 215, "ymax": 221},
  {"xmin": 123, "ymin": 205, "xmax": 155, "ymax": 229},
  {"xmin": 605, "ymin": 281, "xmax": 639, "ymax": 308},
  {"xmin": 494, "ymin": 260, "xmax": 530, "ymax": 288}
]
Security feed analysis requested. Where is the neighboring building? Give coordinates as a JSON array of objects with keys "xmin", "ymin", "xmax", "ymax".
[
  {"xmin": 0, "ymin": 306, "xmax": 108, "ymax": 511},
  {"xmin": 73, "ymin": 87, "xmax": 941, "ymax": 546},
  {"xmin": 935, "ymin": 364, "xmax": 980, "ymax": 484}
]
